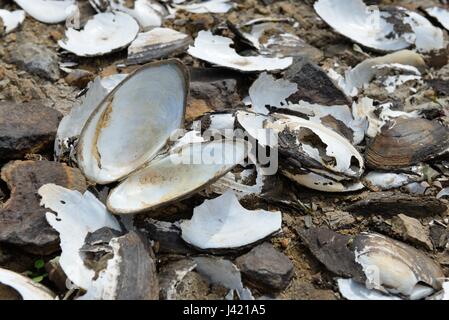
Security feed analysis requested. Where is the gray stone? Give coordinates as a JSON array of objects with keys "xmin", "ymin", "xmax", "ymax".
[
  {"xmin": 324, "ymin": 210, "xmax": 355, "ymax": 229},
  {"xmin": 10, "ymin": 43, "xmax": 60, "ymax": 81},
  {"xmin": 235, "ymin": 242, "xmax": 294, "ymax": 292},
  {"xmin": 392, "ymin": 214, "xmax": 433, "ymax": 251},
  {"xmin": 0, "ymin": 101, "xmax": 62, "ymax": 161},
  {"xmin": 0, "ymin": 160, "xmax": 87, "ymax": 254}
]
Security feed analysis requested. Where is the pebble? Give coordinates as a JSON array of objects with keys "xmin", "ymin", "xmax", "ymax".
[
  {"xmin": 9, "ymin": 43, "xmax": 60, "ymax": 81},
  {"xmin": 392, "ymin": 214, "xmax": 433, "ymax": 251},
  {"xmin": 235, "ymin": 242, "xmax": 294, "ymax": 292}
]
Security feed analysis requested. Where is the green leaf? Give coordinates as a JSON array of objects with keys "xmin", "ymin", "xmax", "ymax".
[
  {"xmin": 34, "ymin": 259, "xmax": 45, "ymax": 270},
  {"xmin": 32, "ymin": 275, "xmax": 44, "ymax": 283}
]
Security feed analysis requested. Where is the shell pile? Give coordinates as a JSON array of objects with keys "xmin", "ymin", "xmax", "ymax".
[{"xmin": 1, "ymin": 0, "xmax": 449, "ymax": 302}]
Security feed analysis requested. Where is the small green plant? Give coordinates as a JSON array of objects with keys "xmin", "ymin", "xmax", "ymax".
[{"xmin": 24, "ymin": 259, "xmax": 48, "ymax": 283}]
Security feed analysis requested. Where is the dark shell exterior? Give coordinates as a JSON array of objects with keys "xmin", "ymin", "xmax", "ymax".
[{"xmin": 366, "ymin": 117, "xmax": 449, "ymax": 169}]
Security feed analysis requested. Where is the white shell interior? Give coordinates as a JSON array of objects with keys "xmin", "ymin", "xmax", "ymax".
[
  {"xmin": 77, "ymin": 61, "xmax": 187, "ymax": 184},
  {"xmin": 0, "ymin": 268, "xmax": 55, "ymax": 300},
  {"xmin": 55, "ymin": 74, "xmax": 127, "ymax": 156},
  {"xmin": 107, "ymin": 140, "xmax": 247, "ymax": 214},
  {"xmin": 38, "ymin": 184, "xmax": 121, "ymax": 290},
  {"xmin": 188, "ymin": 30, "xmax": 292, "ymax": 72},
  {"xmin": 0, "ymin": 9, "xmax": 25, "ymax": 33},
  {"xmin": 14, "ymin": 0, "xmax": 75, "ymax": 24},
  {"xmin": 58, "ymin": 12, "xmax": 139, "ymax": 56},
  {"xmin": 283, "ymin": 170, "xmax": 364, "ymax": 192},
  {"xmin": 173, "ymin": 0, "xmax": 235, "ymax": 14},
  {"xmin": 180, "ymin": 190, "xmax": 282, "ymax": 249},
  {"xmin": 314, "ymin": 0, "xmax": 410, "ymax": 51},
  {"xmin": 110, "ymin": 0, "xmax": 166, "ymax": 29},
  {"xmin": 337, "ymin": 278, "xmax": 400, "ymax": 300},
  {"xmin": 426, "ymin": 7, "xmax": 449, "ymax": 31},
  {"xmin": 248, "ymin": 72, "xmax": 297, "ymax": 115}
]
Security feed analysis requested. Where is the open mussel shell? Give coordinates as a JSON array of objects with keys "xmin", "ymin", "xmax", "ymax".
[
  {"xmin": 353, "ymin": 233, "xmax": 444, "ymax": 299},
  {"xmin": 14, "ymin": 0, "xmax": 75, "ymax": 24},
  {"xmin": 77, "ymin": 60, "xmax": 189, "ymax": 184},
  {"xmin": 107, "ymin": 139, "xmax": 248, "ymax": 214},
  {"xmin": 0, "ymin": 268, "xmax": 55, "ymax": 300},
  {"xmin": 366, "ymin": 117, "xmax": 449, "ymax": 170}
]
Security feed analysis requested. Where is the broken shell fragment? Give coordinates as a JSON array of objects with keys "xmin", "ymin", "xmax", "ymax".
[
  {"xmin": 58, "ymin": 12, "xmax": 139, "ymax": 57},
  {"xmin": 268, "ymin": 114, "xmax": 365, "ymax": 179},
  {"xmin": 78, "ymin": 231, "xmax": 159, "ymax": 300},
  {"xmin": 0, "ymin": 268, "xmax": 55, "ymax": 300},
  {"xmin": 187, "ymin": 31, "xmax": 292, "ymax": 72},
  {"xmin": 107, "ymin": 140, "xmax": 247, "ymax": 214},
  {"xmin": 110, "ymin": 0, "xmax": 167, "ymax": 29},
  {"xmin": 331, "ymin": 50, "xmax": 426, "ymax": 97},
  {"xmin": 353, "ymin": 233, "xmax": 444, "ymax": 299},
  {"xmin": 426, "ymin": 7, "xmax": 449, "ymax": 31},
  {"xmin": 193, "ymin": 256, "xmax": 254, "ymax": 300},
  {"xmin": 314, "ymin": 0, "xmax": 410, "ymax": 52},
  {"xmin": 14, "ymin": 0, "xmax": 75, "ymax": 24},
  {"xmin": 0, "ymin": 9, "xmax": 25, "ymax": 34},
  {"xmin": 173, "ymin": 0, "xmax": 235, "ymax": 14},
  {"xmin": 180, "ymin": 191, "xmax": 281, "ymax": 250},
  {"xmin": 127, "ymin": 28, "xmax": 191, "ymax": 65},
  {"xmin": 248, "ymin": 72, "xmax": 297, "ymax": 115},
  {"xmin": 284, "ymin": 171, "xmax": 364, "ymax": 193},
  {"xmin": 38, "ymin": 184, "xmax": 121, "ymax": 290},
  {"xmin": 77, "ymin": 60, "xmax": 188, "ymax": 184},
  {"xmin": 366, "ymin": 117, "xmax": 449, "ymax": 170}
]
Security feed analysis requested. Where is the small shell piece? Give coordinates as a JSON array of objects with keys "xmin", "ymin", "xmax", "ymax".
[
  {"xmin": 173, "ymin": 0, "xmax": 235, "ymax": 14},
  {"xmin": 107, "ymin": 140, "xmax": 247, "ymax": 214},
  {"xmin": 426, "ymin": 7, "xmax": 449, "ymax": 31},
  {"xmin": 110, "ymin": 0, "xmax": 167, "ymax": 29},
  {"xmin": 187, "ymin": 31, "xmax": 292, "ymax": 72},
  {"xmin": 77, "ymin": 60, "xmax": 188, "ymax": 184},
  {"xmin": 180, "ymin": 191, "xmax": 282, "ymax": 250},
  {"xmin": 14, "ymin": 0, "xmax": 75, "ymax": 24},
  {"xmin": 58, "ymin": 12, "xmax": 139, "ymax": 57},
  {"xmin": 248, "ymin": 72, "xmax": 297, "ymax": 115},
  {"xmin": 0, "ymin": 9, "xmax": 25, "ymax": 34},
  {"xmin": 38, "ymin": 184, "xmax": 121, "ymax": 290},
  {"xmin": 0, "ymin": 268, "xmax": 55, "ymax": 300},
  {"xmin": 127, "ymin": 28, "xmax": 191, "ymax": 65},
  {"xmin": 337, "ymin": 278, "xmax": 400, "ymax": 300}
]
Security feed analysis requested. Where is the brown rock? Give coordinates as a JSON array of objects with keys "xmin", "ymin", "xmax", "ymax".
[
  {"xmin": 64, "ymin": 69, "xmax": 95, "ymax": 89},
  {"xmin": 0, "ymin": 160, "xmax": 87, "ymax": 254},
  {"xmin": 0, "ymin": 101, "xmax": 62, "ymax": 161},
  {"xmin": 392, "ymin": 214, "xmax": 433, "ymax": 251}
]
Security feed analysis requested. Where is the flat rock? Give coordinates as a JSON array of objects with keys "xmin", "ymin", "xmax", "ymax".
[
  {"xmin": 0, "ymin": 101, "xmax": 62, "ymax": 161},
  {"xmin": 9, "ymin": 43, "xmax": 60, "ymax": 81},
  {"xmin": 0, "ymin": 160, "xmax": 87, "ymax": 254},
  {"xmin": 324, "ymin": 210, "xmax": 355, "ymax": 230},
  {"xmin": 345, "ymin": 192, "xmax": 447, "ymax": 218},
  {"xmin": 391, "ymin": 214, "xmax": 433, "ymax": 251},
  {"xmin": 284, "ymin": 59, "xmax": 350, "ymax": 106},
  {"xmin": 298, "ymin": 227, "xmax": 365, "ymax": 281},
  {"xmin": 235, "ymin": 242, "xmax": 294, "ymax": 292}
]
